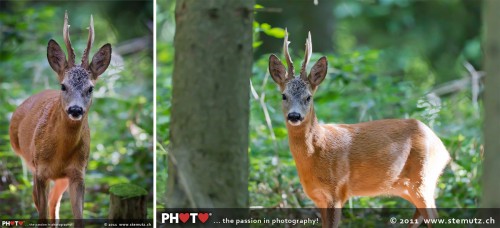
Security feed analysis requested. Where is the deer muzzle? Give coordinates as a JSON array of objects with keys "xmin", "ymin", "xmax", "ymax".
[
  {"xmin": 287, "ymin": 112, "xmax": 303, "ymax": 126},
  {"xmin": 67, "ymin": 105, "xmax": 84, "ymax": 121}
]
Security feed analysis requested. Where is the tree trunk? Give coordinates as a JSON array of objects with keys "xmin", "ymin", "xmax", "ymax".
[
  {"xmin": 168, "ymin": 0, "xmax": 253, "ymax": 209},
  {"xmin": 109, "ymin": 183, "xmax": 148, "ymax": 219},
  {"xmin": 481, "ymin": 0, "xmax": 500, "ymax": 209}
]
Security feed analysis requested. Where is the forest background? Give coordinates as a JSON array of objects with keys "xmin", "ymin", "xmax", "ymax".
[{"xmin": 157, "ymin": 0, "xmax": 484, "ymax": 222}]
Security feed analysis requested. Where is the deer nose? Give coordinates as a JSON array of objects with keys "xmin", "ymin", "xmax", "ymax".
[
  {"xmin": 68, "ymin": 106, "xmax": 83, "ymax": 117},
  {"xmin": 288, "ymin": 112, "xmax": 302, "ymax": 122}
]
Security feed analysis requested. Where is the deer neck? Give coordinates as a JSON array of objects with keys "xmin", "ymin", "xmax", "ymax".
[
  {"xmin": 286, "ymin": 107, "xmax": 321, "ymax": 158},
  {"xmin": 54, "ymin": 98, "xmax": 87, "ymax": 151}
]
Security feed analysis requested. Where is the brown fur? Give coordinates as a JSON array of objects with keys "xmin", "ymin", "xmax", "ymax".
[
  {"xmin": 285, "ymin": 107, "xmax": 450, "ymax": 227},
  {"xmin": 9, "ymin": 90, "xmax": 90, "ymax": 219}
]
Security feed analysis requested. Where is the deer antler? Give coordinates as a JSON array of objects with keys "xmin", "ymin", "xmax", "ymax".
[
  {"xmin": 283, "ymin": 28, "xmax": 294, "ymax": 78},
  {"xmin": 300, "ymin": 31, "xmax": 312, "ymax": 81},
  {"xmin": 63, "ymin": 11, "xmax": 76, "ymax": 67},
  {"xmin": 81, "ymin": 15, "xmax": 95, "ymax": 68}
]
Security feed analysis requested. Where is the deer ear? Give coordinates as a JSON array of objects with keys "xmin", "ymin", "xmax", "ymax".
[
  {"xmin": 269, "ymin": 54, "xmax": 287, "ymax": 88},
  {"xmin": 89, "ymin": 43, "xmax": 112, "ymax": 80},
  {"xmin": 47, "ymin": 39, "xmax": 66, "ymax": 80},
  {"xmin": 308, "ymin": 56, "xmax": 328, "ymax": 88}
]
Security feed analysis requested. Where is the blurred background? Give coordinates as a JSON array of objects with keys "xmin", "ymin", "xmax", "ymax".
[
  {"xmin": 0, "ymin": 1, "xmax": 154, "ymax": 218},
  {"xmin": 157, "ymin": 0, "xmax": 483, "ymax": 220},
  {"xmin": 156, "ymin": 0, "xmax": 173, "ymax": 210}
]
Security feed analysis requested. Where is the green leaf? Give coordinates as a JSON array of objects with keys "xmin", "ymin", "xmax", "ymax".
[{"xmin": 263, "ymin": 27, "xmax": 285, "ymax": 38}]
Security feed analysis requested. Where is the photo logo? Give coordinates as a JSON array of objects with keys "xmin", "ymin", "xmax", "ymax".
[
  {"xmin": 1, "ymin": 221, "xmax": 24, "ymax": 226},
  {"xmin": 161, "ymin": 212, "xmax": 211, "ymax": 224}
]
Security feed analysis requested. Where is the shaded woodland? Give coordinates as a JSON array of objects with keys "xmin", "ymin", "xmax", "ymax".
[
  {"xmin": 157, "ymin": 1, "xmax": 491, "ymax": 223},
  {"xmin": 0, "ymin": 1, "xmax": 154, "ymax": 219}
]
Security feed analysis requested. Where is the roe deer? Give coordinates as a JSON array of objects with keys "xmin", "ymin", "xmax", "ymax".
[
  {"xmin": 9, "ymin": 11, "xmax": 111, "ymax": 220},
  {"xmin": 268, "ymin": 30, "xmax": 450, "ymax": 228}
]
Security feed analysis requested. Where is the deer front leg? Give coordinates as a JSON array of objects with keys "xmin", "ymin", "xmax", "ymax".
[
  {"xmin": 318, "ymin": 201, "xmax": 342, "ymax": 228},
  {"xmin": 310, "ymin": 189, "xmax": 343, "ymax": 228},
  {"xmin": 33, "ymin": 174, "xmax": 49, "ymax": 219},
  {"xmin": 68, "ymin": 170, "xmax": 85, "ymax": 219}
]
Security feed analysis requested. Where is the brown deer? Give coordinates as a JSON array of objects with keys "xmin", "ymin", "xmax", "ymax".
[
  {"xmin": 9, "ymin": 11, "xmax": 111, "ymax": 220},
  {"xmin": 268, "ymin": 30, "xmax": 450, "ymax": 228}
]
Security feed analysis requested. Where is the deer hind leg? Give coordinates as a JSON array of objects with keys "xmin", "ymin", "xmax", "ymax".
[
  {"xmin": 49, "ymin": 178, "xmax": 69, "ymax": 220},
  {"xmin": 399, "ymin": 192, "xmax": 422, "ymax": 228},
  {"xmin": 311, "ymin": 188, "xmax": 346, "ymax": 228},
  {"xmin": 408, "ymin": 184, "xmax": 438, "ymax": 228}
]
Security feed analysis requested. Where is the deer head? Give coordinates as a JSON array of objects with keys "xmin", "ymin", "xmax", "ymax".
[
  {"xmin": 47, "ymin": 11, "xmax": 112, "ymax": 121},
  {"xmin": 269, "ymin": 29, "xmax": 328, "ymax": 126}
]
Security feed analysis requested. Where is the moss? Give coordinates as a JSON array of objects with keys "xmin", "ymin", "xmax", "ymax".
[{"xmin": 109, "ymin": 183, "xmax": 147, "ymax": 199}]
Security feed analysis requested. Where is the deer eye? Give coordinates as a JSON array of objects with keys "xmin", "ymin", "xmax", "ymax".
[
  {"xmin": 88, "ymin": 86, "xmax": 94, "ymax": 94},
  {"xmin": 306, "ymin": 96, "xmax": 311, "ymax": 102},
  {"xmin": 282, "ymin": 94, "xmax": 287, "ymax": 100},
  {"xmin": 61, "ymin": 84, "xmax": 66, "ymax": 91}
]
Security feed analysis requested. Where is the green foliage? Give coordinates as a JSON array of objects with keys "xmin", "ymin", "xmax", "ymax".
[
  {"xmin": 155, "ymin": 0, "xmax": 174, "ymax": 208},
  {"xmin": 0, "ymin": 3, "xmax": 153, "ymax": 219},
  {"xmin": 253, "ymin": 21, "xmax": 286, "ymax": 48},
  {"xmin": 334, "ymin": 0, "xmax": 481, "ymax": 83}
]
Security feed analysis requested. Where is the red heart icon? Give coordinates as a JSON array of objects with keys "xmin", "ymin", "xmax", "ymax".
[
  {"xmin": 198, "ymin": 213, "xmax": 209, "ymax": 223},
  {"xmin": 179, "ymin": 213, "xmax": 190, "ymax": 223},
  {"xmin": 10, "ymin": 221, "xmax": 15, "ymax": 225},
  {"xmin": 18, "ymin": 221, "xmax": 24, "ymax": 225}
]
